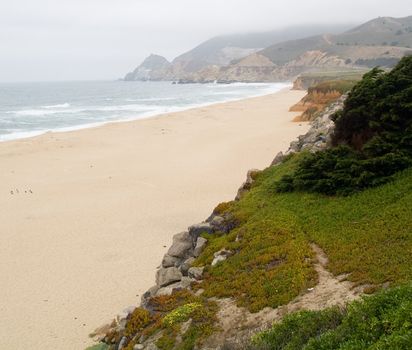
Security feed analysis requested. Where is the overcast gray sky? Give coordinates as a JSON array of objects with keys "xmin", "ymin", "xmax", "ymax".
[{"xmin": 0, "ymin": 0, "xmax": 410, "ymax": 82}]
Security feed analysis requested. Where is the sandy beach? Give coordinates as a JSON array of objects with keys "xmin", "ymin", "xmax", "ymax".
[{"xmin": 0, "ymin": 88, "xmax": 307, "ymax": 350}]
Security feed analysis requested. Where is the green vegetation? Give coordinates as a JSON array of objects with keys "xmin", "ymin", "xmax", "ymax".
[
  {"xmin": 85, "ymin": 344, "xmax": 110, "ymax": 350},
  {"xmin": 252, "ymin": 283, "xmax": 412, "ymax": 349},
  {"xmin": 196, "ymin": 156, "xmax": 412, "ymax": 311},
  {"xmin": 124, "ymin": 308, "xmax": 151, "ymax": 337},
  {"xmin": 277, "ymin": 56, "xmax": 412, "ymax": 195},
  {"xmin": 162, "ymin": 303, "xmax": 202, "ymax": 327},
  {"xmin": 307, "ymin": 80, "xmax": 357, "ymax": 95},
  {"xmin": 103, "ymin": 290, "xmax": 218, "ymax": 350},
  {"xmin": 154, "ymin": 292, "xmax": 218, "ymax": 350}
]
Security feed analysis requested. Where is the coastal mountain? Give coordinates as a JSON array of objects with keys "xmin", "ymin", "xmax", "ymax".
[
  {"xmin": 123, "ymin": 24, "xmax": 352, "ymax": 81},
  {"xmin": 124, "ymin": 16, "xmax": 412, "ymax": 83},
  {"xmin": 124, "ymin": 54, "xmax": 171, "ymax": 81}
]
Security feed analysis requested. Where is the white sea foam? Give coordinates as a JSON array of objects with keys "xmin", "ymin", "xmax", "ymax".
[
  {"xmin": 43, "ymin": 103, "xmax": 70, "ymax": 109},
  {"xmin": 0, "ymin": 81, "xmax": 291, "ymax": 142}
]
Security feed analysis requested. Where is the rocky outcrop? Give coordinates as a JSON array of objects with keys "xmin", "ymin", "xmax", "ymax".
[
  {"xmin": 124, "ymin": 54, "xmax": 171, "ymax": 81},
  {"xmin": 281, "ymin": 95, "xmax": 345, "ymax": 157}
]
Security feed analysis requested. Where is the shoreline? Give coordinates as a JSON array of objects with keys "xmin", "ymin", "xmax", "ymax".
[
  {"xmin": 0, "ymin": 82, "xmax": 290, "ymax": 143},
  {"xmin": 0, "ymin": 88, "xmax": 308, "ymax": 350}
]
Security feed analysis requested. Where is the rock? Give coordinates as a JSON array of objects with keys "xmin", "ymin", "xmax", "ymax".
[
  {"xmin": 118, "ymin": 336, "xmax": 127, "ymax": 350},
  {"xmin": 167, "ymin": 232, "xmax": 192, "ymax": 258},
  {"xmin": 180, "ymin": 257, "xmax": 195, "ymax": 275},
  {"xmin": 235, "ymin": 169, "xmax": 260, "ymax": 200},
  {"xmin": 188, "ymin": 222, "xmax": 213, "ymax": 241},
  {"xmin": 289, "ymin": 140, "xmax": 300, "ymax": 153},
  {"xmin": 155, "ymin": 277, "xmax": 194, "ymax": 296},
  {"xmin": 141, "ymin": 285, "xmax": 159, "ymax": 307},
  {"xmin": 188, "ymin": 266, "xmax": 204, "ymax": 280},
  {"xmin": 212, "ymin": 249, "xmax": 233, "ymax": 266},
  {"xmin": 134, "ymin": 345, "xmax": 144, "ymax": 350},
  {"xmin": 193, "ymin": 237, "xmax": 208, "ymax": 257},
  {"xmin": 156, "ymin": 267, "xmax": 183, "ymax": 287},
  {"xmin": 162, "ymin": 254, "xmax": 181, "ymax": 268},
  {"xmin": 271, "ymin": 151, "xmax": 285, "ymax": 166},
  {"xmin": 209, "ymin": 215, "xmax": 225, "ymax": 231},
  {"xmin": 180, "ymin": 318, "xmax": 192, "ymax": 335},
  {"xmin": 145, "ymin": 343, "xmax": 159, "ymax": 350}
]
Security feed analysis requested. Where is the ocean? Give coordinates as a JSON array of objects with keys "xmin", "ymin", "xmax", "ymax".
[{"xmin": 0, "ymin": 80, "xmax": 289, "ymax": 142}]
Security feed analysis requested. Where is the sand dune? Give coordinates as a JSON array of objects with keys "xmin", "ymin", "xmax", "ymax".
[{"xmin": 0, "ymin": 88, "xmax": 307, "ymax": 349}]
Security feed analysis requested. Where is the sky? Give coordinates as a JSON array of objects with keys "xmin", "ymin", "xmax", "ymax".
[{"xmin": 0, "ymin": 0, "xmax": 411, "ymax": 82}]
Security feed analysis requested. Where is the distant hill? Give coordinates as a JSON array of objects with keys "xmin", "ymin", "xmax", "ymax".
[
  {"xmin": 260, "ymin": 16, "xmax": 412, "ymax": 67},
  {"xmin": 123, "ymin": 16, "xmax": 412, "ymax": 83},
  {"xmin": 124, "ymin": 24, "xmax": 353, "ymax": 81},
  {"xmin": 171, "ymin": 24, "xmax": 353, "ymax": 73},
  {"xmin": 124, "ymin": 54, "xmax": 171, "ymax": 81}
]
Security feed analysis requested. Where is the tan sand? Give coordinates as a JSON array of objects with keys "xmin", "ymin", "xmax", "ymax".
[{"xmin": 0, "ymin": 88, "xmax": 307, "ymax": 350}]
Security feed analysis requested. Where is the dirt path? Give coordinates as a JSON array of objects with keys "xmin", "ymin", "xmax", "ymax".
[{"xmin": 203, "ymin": 244, "xmax": 361, "ymax": 348}]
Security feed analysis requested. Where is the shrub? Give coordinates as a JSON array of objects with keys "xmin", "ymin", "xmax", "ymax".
[
  {"xmin": 276, "ymin": 56, "xmax": 412, "ymax": 195},
  {"xmin": 162, "ymin": 303, "xmax": 202, "ymax": 327},
  {"xmin": 125, "ymin": 308, "xmax": 151, "ymax": 337}
]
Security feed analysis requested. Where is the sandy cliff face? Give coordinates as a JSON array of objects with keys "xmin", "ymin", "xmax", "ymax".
[{"xmin": 201, "ymin": 51, "xmax": 350, "ymax": 83}]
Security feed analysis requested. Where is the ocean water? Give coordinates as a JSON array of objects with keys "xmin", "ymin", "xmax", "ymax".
[{"xmin": 0, "ymin": 81, "xmax": 290, "ymax": 142}]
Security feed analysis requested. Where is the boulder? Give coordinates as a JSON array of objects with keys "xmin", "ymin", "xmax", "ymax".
[
  {"xmin": 235, "ymin": 169, "xmax": 260, "ymax": 200},
  {"xmin": 155, "ymin": 277, "xmax": 194, "ymax": 296},
  {"xmin": 118, "ymin": 336, "xmax": 127, "ymax": 350},
  {"xmin": 212, "ymin": 249, "xmax": 233, "ymax": 266},
  {"xmin": 156, "ymin": 267, "xmax": 183, "ymax": 287},
  {"xmin": 271, "ymin": 151, "xmax": 285, "ymax": 166},
  {"xmin": 209, "ymin": 215, "xmax": 225, "ymax": 231},
  {"xmin": 188, "ymin": 222, "xmax": 213, "ymax": 241},
  {"xmin": 188, "ymin": 266, "xmax": 204, "ymax": 280},
  {"xmin": 193, "ymin": 237, "xmax": 208, "ymax": 257},
  {"xmin": 162, "ymin": 254, "xmax": 181, "ymax": 268},
  {"xmin": 167, "ymin": 232, "xmax": 192, "ymax": 258},
  {"xmin": 180, "ymin": 257, "xmax": 195, "ymax": 275},
  {"xmin": 140, "ymin": 285, "xmax": 159, "ymax": 307}
]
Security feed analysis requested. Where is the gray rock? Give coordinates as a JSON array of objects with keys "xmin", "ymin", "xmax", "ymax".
[
  {"xmin": 155, "ymin": 277, "xmax": 194, "ymax": 296},
  {"xmin": 193, "ymin": 237, "xmax": 208, "ymax": 257},
  {"xmin": 188, "ymin": 222, "xmax": 213, "ymax": 241},
  {"xmin": 167, "ymin": 232, "xmax": 193, "ymax": 258},
  {"xmin": 211, "ymin": 249, "xmax": 233, "ymax": 266},
  {"xmin": 162, "ymin": 254, "xmax": 181, "ymax": 268},
  {"xmin": 180, "ymin": 257, "xmax": 195, "ymax": 275},
  {"xmin": 271, "ymin": 151, "xmax": 285, "ymax": 166},
  {"xmin": 235, "ymin": 169, "xmax": 260, "ymax": 200},
  {"xmin": 188, "ymin": 266, "xmax": 204, "ymax": 280},
  {"xmin": 118, "ymin": 336, "xmax": 127, "ymax": 350},
  {"xmin": 289, "ymin": 140, "xmax": 300, "ymax": 152},
  {"xmin": 209, "ymin": 215, "xmax": 225, "ymax": 231},
  {"xmin": 156, "ymin": 267, "xmax": 182, "ymax": 287},
  {"xmin": 145, "ymin": 343, "xmax": 159, "ymax": 350},
  {"xmin": 140, "ymin": 285, "xmax": 159, "ymax": 306}
]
